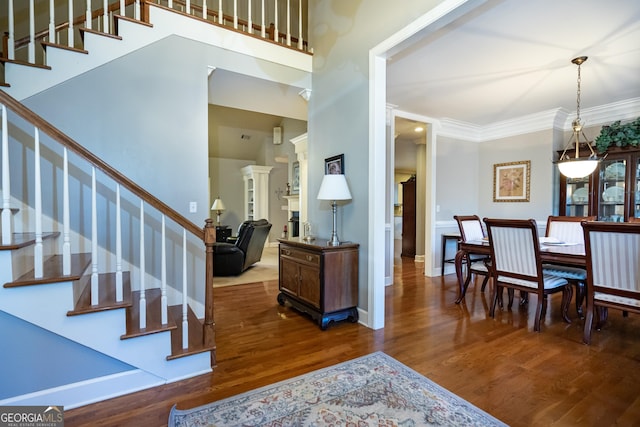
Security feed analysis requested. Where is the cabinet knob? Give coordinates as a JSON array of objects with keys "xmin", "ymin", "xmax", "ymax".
[
  {"xmin": 306, "ymin": 255, "xmax": 313, "ymax": 262},
  {"xmin": 283, "ymin": 249, "xmax": 291, "ymax": 255}
]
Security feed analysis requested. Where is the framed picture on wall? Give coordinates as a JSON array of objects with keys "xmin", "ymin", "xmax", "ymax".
[
  {"xmin": 291, "ymin": 161, "xmax": 300, "ymax": 194},
  {"xmin": 493, "ymin": 160, "xmax": 530, "ymax": 202},
  {"xmin": 325, "ymin": 154, "xmax": 344, "ymax": 175}
]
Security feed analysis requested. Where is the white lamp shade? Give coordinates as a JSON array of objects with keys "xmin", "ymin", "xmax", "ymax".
[
  {"xmin": 557, "ymin": 159, "xmax": 599, "ymax": 179},
  {"xmin": 211, "ymin": 198, "xmax": 226, "ymax": 211},
  {"xmin": 317, "ymin": 174, "xmax": 352, "ymax": 201}
]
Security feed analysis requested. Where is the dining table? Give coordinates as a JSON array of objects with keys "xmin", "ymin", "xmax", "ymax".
[{"xmin": 454, "ymin": 238, "xmax": 586, "ymax": 304}]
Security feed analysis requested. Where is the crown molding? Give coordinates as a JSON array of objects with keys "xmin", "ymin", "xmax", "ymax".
[{"xmin": 437, "ymin": 97, "xmax": 640, "ymax": 142}]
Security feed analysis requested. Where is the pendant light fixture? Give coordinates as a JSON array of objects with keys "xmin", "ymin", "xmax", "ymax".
[{"xmin": 556, "ymin": 56, "xmax": 601, "ymax": 179}]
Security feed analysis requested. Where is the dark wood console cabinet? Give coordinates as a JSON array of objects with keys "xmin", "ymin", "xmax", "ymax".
[{"xmin": 277, "ymin": 239, "xmax": 359, "ymax": 330}]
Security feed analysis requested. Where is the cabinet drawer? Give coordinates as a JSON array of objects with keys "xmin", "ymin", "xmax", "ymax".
[{"xmin": 280, "ymin": 246, "xmax": 320, "ymax": 266}]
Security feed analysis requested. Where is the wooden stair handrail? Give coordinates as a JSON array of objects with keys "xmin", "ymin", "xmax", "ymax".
[{"xmin": 0, "ymin": 89, "xmax": 203, "ymax": 240}]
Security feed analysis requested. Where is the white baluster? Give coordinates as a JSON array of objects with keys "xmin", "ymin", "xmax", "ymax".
[
  {"xmin": 1, "ymin": 104, "xmax": 11, "ymax": 245},
  {"xmin": 298, "ymin": 0, "xmax": 303, "ymax": 50},
  {"xmin": 261, "ymin": 0, "xmax": 265, "ymax": 38},
  {"xmin": 203, "ymin": 0, "xmax": 208, "ymax": 20},
  {"xmin": 28, "ymin": 0, "xmax": 35, "ymax": 63},
  {"xmin": 139, "ymin": 200, "xmax": 146, "ymax": 329},
  {"xmin": 273, "ymin": 0, "xmax": 278, "ymax": 41},
  {"xmin": 233, "ymin": 0, "xmax": 238, "ymax": 29},
  {"xmin": 34, "ymin": 128, "xmax": 43, "ymax": 278},
  {"xmin": 68, "ymin": 0, "xmax": 75, "ymax": 48},
  {"xmin": 103, "ymin": 0, "xmax": 109, "ymax": 33},
  {"xmin": 7, "ymin": 0, "xmax": 15, "ymax": 59},
  {"xmin": 48, "ymin": 0, "xmax": 55, "ymax": 43},
  {"xmin": 134, "ymin": 0, "xmax": 140, "ymax": 20},
  {"xmin": 218, "ymin": 0, "xmax": 223, "ymax": 24},
  {"xmin": 120, "ymin": 0, "xmax": 125, "ymax": 17},
  {"xmin": 161, "ymin": 215, "xmax": 167, "ymax": 325},
  {"xmin": 186, "ymin": 0, "xmax": 191, "ymax": 14},
  {"xmin": 62, "ymin": 148, "xmax": 70, "ymax": 275},
  {"xmin": 286, "ymin": 0, "xmax": 290, "ymax": 46},
  {"xmin": 182, "ymin": 229, "xmax": 188, "ymax": 349},
  {"xmin": 86, "ymin": 0, "xmax": 92, "ymax": 30},
  {"xmin": 169, "ymin": 0, "xmax": 173, "ymax": 8},
  {"xmin": 91, "ymin": 167, "xmax": 99, "ymax": 305},
  {"xmin": 115, "ymin": 184, "xmax": 123, "ymax": 302},
  {"xmin": 247, "ymin": 0, "xmax": 252, "ymax": 34}
]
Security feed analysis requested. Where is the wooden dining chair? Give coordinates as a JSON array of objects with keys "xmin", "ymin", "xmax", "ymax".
[
  {"xmin": 453, "ymin": 215, "xmax": 491, "ymax": 300},
  {"xmin": 582, "ymin": 221, "xmax": 640, "ymax": 344},
  {"xmin": 484, "ymin": 218, "xmax": 572, "ymax": 332},
  {"xmin": 542, "ymin": 215, "xmax": 595, "ymax": 318}
]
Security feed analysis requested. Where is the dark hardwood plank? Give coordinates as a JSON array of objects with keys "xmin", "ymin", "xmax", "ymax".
[
  {"xmin": 65, "ymin": 258, "xmax": 640, "ymax": 427},
  {"xmin": 4, "ymin": 252, "xmax": 90, "ymax": 287},
  {"xmin": 121, "ymin": 288, "xmax": 176, "ymax": 339}
]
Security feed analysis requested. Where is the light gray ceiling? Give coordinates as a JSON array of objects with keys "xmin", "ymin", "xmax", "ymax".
[{"xmin": 387, "ymin": 0, "xmax": 640, "ymax": 129}]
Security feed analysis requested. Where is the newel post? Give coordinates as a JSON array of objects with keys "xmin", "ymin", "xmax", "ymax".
[{"xmin": 203, "ymin": 218, "xmax": 217, "ymax": 367}]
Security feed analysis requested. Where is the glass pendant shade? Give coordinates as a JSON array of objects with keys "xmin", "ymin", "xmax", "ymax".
[{"xmin": 557, "ymin": 158, "xmax": 599, "ymax": 179}]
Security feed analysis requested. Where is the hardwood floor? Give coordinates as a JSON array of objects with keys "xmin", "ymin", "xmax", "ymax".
[{"xmin": 66, "ymin": 257, "xmax": 640, "ymax": 426}]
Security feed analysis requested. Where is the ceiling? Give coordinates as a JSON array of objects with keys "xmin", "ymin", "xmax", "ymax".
[{"xmin": 388, "ymin": 0, "xmax": 640, "ymax": 137}]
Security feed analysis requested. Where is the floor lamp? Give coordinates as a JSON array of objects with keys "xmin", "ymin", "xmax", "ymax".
[{"xmin": 317, "ymin": 174, "xmax": 352, "ymax": 246}]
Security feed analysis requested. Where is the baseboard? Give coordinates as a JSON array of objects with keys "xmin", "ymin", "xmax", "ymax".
[{"xmin": 0, "ymin": 369, "xmax": 165, "ymax": 410}]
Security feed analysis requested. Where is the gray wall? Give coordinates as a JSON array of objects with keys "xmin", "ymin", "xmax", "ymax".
[{"xmin": 308, "ymin": 0, "xmax": 443, "ymax": 311}]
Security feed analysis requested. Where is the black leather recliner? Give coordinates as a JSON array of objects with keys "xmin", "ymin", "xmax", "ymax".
[{"xmin": 212, "ymin": 219, "xmax": 272, "ymax": 276}]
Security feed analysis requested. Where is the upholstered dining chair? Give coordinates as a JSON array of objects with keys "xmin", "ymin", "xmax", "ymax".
[
  {"xmin": 542, "ymin": 215, "xmax": 596, "ymax": 318},
  {"xmin": 453, "ymin": 215, "xmax": 491, "ymax": 298},
  {"xmin": 484, "ymin": 218, "xmax": 572, "ymax": 332},
  {"xmin": 581, "ymin": 221, "xmax": 640, "ymax": 344}
]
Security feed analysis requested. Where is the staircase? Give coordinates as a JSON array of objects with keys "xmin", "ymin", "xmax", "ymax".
[
  {"xmin": 0, "ymin": 0, "xmax": 310, "ymax": 408},
  {"xmin": 0, "ymin": 88, "xmax": 217, "ymax": 409}
]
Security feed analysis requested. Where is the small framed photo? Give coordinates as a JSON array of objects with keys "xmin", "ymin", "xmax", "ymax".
[
  {"xmin": 291, "ymin": 161, "xmax": 300, "ymax": 194},
  {"xmin": 493, "ymin": 160, "xmax": 530, "ymax": 202},
  {"xmin": 325, "ymin": 154, "xmax": 344, "ymax": 175}
]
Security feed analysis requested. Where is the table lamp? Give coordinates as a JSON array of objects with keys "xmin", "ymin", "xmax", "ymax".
[
  {"xmin": 211, "ymin": 197, "xmax": 226, "ymax": 225},
  {"xmin": 317, "ymin": 174, "xmax": 352, "ymax": 246}
]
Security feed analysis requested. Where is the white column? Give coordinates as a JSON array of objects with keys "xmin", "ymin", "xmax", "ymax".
[
  {"xmin": 181, "ymin": 229, "xmax": 188, "ymax": 349},
  {"xmin": 218, "ymin": 0, "xmax": 223, "ymax": 24},
  {"xmin": 28, "ymin": 0, "xmax": 35, "ymax": 62},
  {"xmin": 85, "ymin": 0, "xmax": 92, "ymax": 30},
  {"xmin": 260, "ymin": 0, "xmax": 265, "ymax": 37},
  {"xmin": 103, "ymin": 0, "xmax": 109, "ymax": 33},
  {"xmin": 7, "ymin": 0, "xmax": 15, "ymax": 59},
  {"xmin": 298, "ymin": 0, "xmax": 303, "ymax": 49},
  {"xmin": 286, "ymin": 0, "xmax": 291, "ymax": 46},
  {"xmin": 34, "ymin": 128, "xmax": 43, "ymax": 278},
  {"xmin": 68, "ymin": 0, "xmax": 74, "ymax": 48},
  {"xmin": 62, "ymin": 148, "xmax": 70, "ymax": 274},
  {"xmin": 273, "ymin": 0, "xmax": 278, "ymax": 41},
  {"xmin": 115, "ymin": 184, "xmax": 123, "ymax": 302},
  {"xmin": 247, "ymin": 0, "xmax": 252, "ymax": 34},
  {"xmin": 48, "ymin": 0, "xmax": 55, "ymax": 43},
  {"xmin": 91, "ymin": 167, "xmax": 99, "ymax": 305},
  {"xmin": 139, "ymin": 200, "xmax": 146, "ymax": 329},
  {"xmin": 233, "ymin": 0, "xmax": 238, "ymax": 29},
  {"xmin": 1, "ymin": 105, "xmax": 12, "ymax": 245},
  {"xmin": 160, "ymin": 215, "xmax": 168, "ymax": 325}
]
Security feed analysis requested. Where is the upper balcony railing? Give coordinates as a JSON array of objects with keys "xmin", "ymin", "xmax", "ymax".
[{"xmin": 2, "ymin": 0, "xmax": 310, "ymax": 67}]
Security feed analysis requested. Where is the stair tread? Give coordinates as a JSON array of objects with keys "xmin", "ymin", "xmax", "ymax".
[
  {"xmin": 41, "ymin": 40, "xmax": 89, "ymax": 55},
  {"xmin": 67, "ymin": 272, "xmax": 133, "ymax": 316},
  {"xmin": 121, "ymin": 288, "xmax": 176, "ymax": 339},
  {"xmin": 0, "ymin": 231, "xmax": 60, "ymax": 251},
  {"xmin": 167, "ymin": 304, "xmax": 216, "ymax": 360},
  {"xmin": 4, "ymin": 253, "xmax": 91, "ymax": 288},
  {"xmin": 0, "ymin": 56, "xmax": 52, "ymax": 69}
]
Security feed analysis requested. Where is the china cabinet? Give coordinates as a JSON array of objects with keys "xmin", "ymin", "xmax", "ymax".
[{"xmin": 559, "ymin": 146, "xmax": 640, "ymax": 221}]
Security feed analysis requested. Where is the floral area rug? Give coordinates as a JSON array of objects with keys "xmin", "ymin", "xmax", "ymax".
[{"xmin": 168, "ymin": 352, "xmax": 507, "ymax": 426}]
